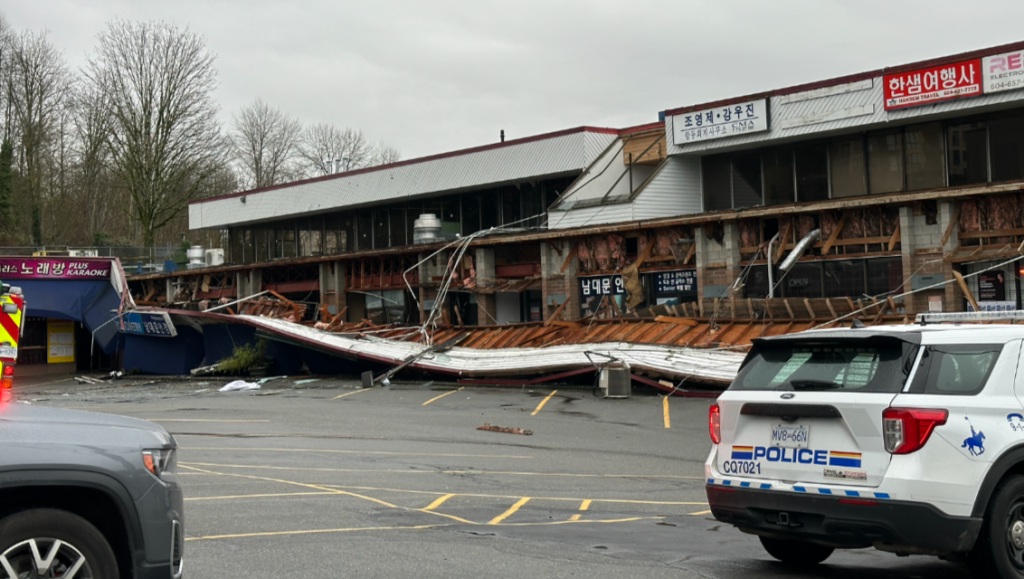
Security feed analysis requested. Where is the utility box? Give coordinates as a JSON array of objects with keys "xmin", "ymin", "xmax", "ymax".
[{"xmin": 599, "ymin": 362, "xmax": 631, "ymax": 398}]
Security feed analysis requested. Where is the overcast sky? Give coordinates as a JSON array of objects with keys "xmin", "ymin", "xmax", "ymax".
[{"xmin": 6, "ymin": 1, "xmax": 1024, "ymax": 160}]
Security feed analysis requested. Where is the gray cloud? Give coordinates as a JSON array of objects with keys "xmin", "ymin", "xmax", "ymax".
[{"xmin": 7, "ymin": 0, "xmax": 1024, "ymax": 160}]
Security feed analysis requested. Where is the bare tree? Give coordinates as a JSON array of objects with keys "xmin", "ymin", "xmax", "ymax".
[
  {"xmin": 367, "ymin": 138, "xmax": 401, "ymax": 167},
  {"xmin": 299, "ymin": 123, "xmax": 370, "ymax": 176},
  {"xmin": 85, "ymin": 20, "xmax": 226, "ymax": 247},
  {"xmin": 231, "ymin": 98, "xmax": 302, "ymax": 189},
  {"xmin": 4, "ymin": 29, "xmax": 72, "ymax": 244}
]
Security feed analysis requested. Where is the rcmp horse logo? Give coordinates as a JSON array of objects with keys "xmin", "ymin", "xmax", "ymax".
[{"xmin": 962, "ymin": 417, "xmax": 986, "ymax": 456}]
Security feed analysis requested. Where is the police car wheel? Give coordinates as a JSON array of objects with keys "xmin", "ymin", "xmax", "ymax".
[
  {"xmin": 0, "ymin": 508, "xmax": 119, "ymax": 579},
  {"xmin": 758, "ymin": 536, "xmax": 833, "ymax": 565},
  {"xmin": 970, "ymin": 475, "xmax": 1024, "ymax": 578}
]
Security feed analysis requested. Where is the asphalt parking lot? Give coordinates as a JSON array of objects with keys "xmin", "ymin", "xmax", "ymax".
[{"xmin": 19, "ymin": 375, "xmax": 973, "ymax": 578}]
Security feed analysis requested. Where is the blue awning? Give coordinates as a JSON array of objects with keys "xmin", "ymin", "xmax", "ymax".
[{"xmin": 15, "ymin": 279, "xmax": 122, "ymax": 353}]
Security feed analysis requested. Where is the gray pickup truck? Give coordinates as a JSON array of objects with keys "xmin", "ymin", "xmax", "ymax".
[{"xmin": 0, "ymin": 402, "xmax": 183, "ymax": 578}]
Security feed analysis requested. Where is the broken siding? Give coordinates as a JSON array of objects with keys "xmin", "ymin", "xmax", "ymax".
[
  {"xmin": 632, "ymin": 156, "xmax": 702, "ymax": 221},
  {"xmin": 547, "ymin": 203, "xmax": 635, "ymax": 230},
  {"xmin": 191, "ymin": 130, "xmax": 617, "ymax": 230}
]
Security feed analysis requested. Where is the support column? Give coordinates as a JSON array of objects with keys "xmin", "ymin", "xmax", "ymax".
[
  {"xmin": 540, "ymin": 239, "xmax": 576, "ymax": 322},
  {"xmin": 696, "ymin": 221, "xmax": 740, "ymax": 303},
  {"xmin": 475, "ymin": 247, "xmax": 497, "ymax": 325},
  {"xmin": 319, "ymin": 261, "xmax": 346, "ymax": 317},
  {"xmin": 900, "ymin": 203, "xmax": 956, "ymax": 315}
]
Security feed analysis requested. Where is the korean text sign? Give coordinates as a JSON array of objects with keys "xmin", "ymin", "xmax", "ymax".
[
  {"xmin": 671, "ymin": 99, "xmax": 768, "ymax": 145},
  {"xmin": 119, "ymin": 311, "xmax": 177, "ymax": 338},
  {"xmin": 983, "ymin": 49, "xmax": 1024, "ymax": 94},
  {"xmin": 883, "ymin": 59, "xmax": 981, "ymax": 110},
  {"xmin": 0, "ymin": 258, "xmax": 111, "ymax": 279},
  {"xmin": 579, "ymin": 275, "xmax": 625, "ymax": 297},
  {"xmin": 654, "ymin": 269, "xmax": 697, "ymax": 294}
]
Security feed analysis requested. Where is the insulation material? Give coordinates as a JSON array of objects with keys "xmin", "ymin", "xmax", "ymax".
[
  {"xmin": 576, "ymin": 234, "xmax": 627, "ymax": 273},
  {"xmin": 621, "ymin": 264, "xmax": 644, "ymax": 308},
  {"xmin": 984, "ymin": 195, "xmax": 1014, "ymax": 242},
  {"xmin": 819, "ymin": 212, "xmax": 839, "ymax": 246},
  {"xmin": 843, "ymin": 210, "xmax": 863, "ymax": 239},
  {"xmin": 959, "ymin": 199, "xmax": 980, "ymax": 233},
  {"xmin": 796, "ymin": 214, "xmax": 816, "ymax": 240},
  {"xmin": 738, "ymin": 220, "xmax": 759, "ymax": 249},
  {"xmin": 608, "ymin": 234, "xmax": 626, "ymax": 270},
  {"xmin": 863, "ymin": 206, "xmax": 882, "ymax": 238}
]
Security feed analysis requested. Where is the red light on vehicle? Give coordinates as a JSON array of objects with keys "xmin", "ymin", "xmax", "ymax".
[
  {"xmin": 709, "ymin": 403, "xmax": 722, "ymax": 444},
  {"xmin": 0, "ymin": 390, "xmax": 8, "ymax": 403},
  {"xmin": 882, "ymin": 407, "xmax": 948, "ymax": 454},
  {"xmin": 837, "ymin": 498, "xmax": 878, "ymax": 506},
  {"xmin": 0, "ymin": 377, "xmax": 11, "ymax": 390},
  {"xmin": 4, "ymin": 365, "xmax": 14, "ymax": 376}
]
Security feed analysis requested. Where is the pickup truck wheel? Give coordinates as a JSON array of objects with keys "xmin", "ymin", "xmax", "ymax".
[
  {"xmin": 970, "ymin": 475, "xmax": 1024, "ymax": 579},
  {"xmin": 758, "ymin": 536, "xmax": 833, "ymax": 565},
  {"xmin": 0, "ymin": 508, "xmax": 118, "ymax": 579}
]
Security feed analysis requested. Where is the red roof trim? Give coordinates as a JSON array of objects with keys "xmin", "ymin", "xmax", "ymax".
[
  {"xmin": 663, "ymin": 39, "xmax": 1024, "ymax": 117},
  {"xmin": 190, "ymin": 125, "xmax": 619, "ymax": 206},
  {"xmin": 619, "ymin": 121, "xmax": 664, "ymax": 135}
]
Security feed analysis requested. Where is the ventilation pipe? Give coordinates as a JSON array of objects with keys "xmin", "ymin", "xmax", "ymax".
[
  {"xmin": 766, "ymin": 233, "xmax": 780, "ymax": 298},
  {"xmin": 778, "ymin": 229, "xmax": 821, "ymax": 272}
]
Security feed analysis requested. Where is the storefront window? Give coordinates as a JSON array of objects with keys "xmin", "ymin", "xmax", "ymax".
[
  {"xmin": 823, "ymin": 260, "xmax": 865, "ymax": 297},
  {"xmin": 795, "ymin": 143, "xmax": 828, "ymax": 202},
  {"xmin": 868, "ymin": 130, "xmax": 903, "ymax": 194},
  {"xmin": 866, "ymin": 258, "xmax": 903, "ymax": 297},
  {"xmin": 948, "ymin": 122, "xmax": 988, "ymax": 187},
  {"xmin": 830, "ymin": 137, "xmax": 866, "ymax": 199},
  {"xmin": 702, "ymin": 155, "xmax": 732, "ymax": 211},
  {"xmin": 904, "ymin": 122, "xmax": 945, "ymax": 190},
  {"xmin": 763, "ymin": 146, "xmax": 794, "ymax": 206},
  {"xmin": 732, "ymin": 152, "xmax": 762, "ymax": 208},
  {"xmin": 990, "ymin": 116, "xmax": 1024, "ymax": 182},
  {"xmin": 781, "ymin": 263, "xmax": 822, "ymax": 298}
]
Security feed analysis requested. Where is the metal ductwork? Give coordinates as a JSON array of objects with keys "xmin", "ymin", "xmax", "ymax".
[{"xmin": 778, "ymin": 229, "xmax": 821, "ymax": 272}]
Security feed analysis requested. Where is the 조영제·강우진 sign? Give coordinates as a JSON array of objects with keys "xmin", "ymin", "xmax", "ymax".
[{"xmin": 671, "ymin": 99, "xmax": 768, "ymax": 146}]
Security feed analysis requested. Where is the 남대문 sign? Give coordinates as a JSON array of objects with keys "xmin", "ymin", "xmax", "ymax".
[
  {"xmin": 117, "ymin": 311, "xmax": 177, "ymax": 338},
  {"xmin": 578, "ymin": 275, "xmax": 626, "ymax": 297},
  {"xmin": 883, "ymin": 59, "xmax": 982, "ymax": 110},
  {"xmin": 671, "ymin": 99, "xmax": 768, "ymax": 145},
  {"xmin": 983, "ymin": 49, "xmax": 1024, "ymax": 94}
]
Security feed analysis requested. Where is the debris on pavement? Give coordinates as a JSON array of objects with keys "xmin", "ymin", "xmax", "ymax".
[
  {"xmin": 477, "ymin": 423, "xmax": 533, "ymax": 436},
  {"xmin": 219, "ymin": 380, "xmax": 260, "ymax": 392}
]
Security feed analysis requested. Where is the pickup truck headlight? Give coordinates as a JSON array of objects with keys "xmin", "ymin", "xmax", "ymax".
[{"xmin": 142, "ymin": 448, "xmax": 177, "ymax": 479}]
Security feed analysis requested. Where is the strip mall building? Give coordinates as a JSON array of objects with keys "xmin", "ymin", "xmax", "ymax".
[{"xmin": 132, "ymin": 41, "xmax": 1024, "ymax": 328}]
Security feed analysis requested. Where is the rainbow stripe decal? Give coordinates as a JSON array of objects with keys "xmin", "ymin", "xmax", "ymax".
[
  {"xmin": 828, "ymin": 450, "xmax": 862, "ymax": 468},
  {"xmin": 731, "ymin": 445, "xmax": 754, "ymax": 460}
]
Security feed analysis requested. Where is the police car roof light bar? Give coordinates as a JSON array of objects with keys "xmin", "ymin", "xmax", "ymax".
[{"xmin": 915, "ymin": 311, "xmax": 1024, "ymax": 325}]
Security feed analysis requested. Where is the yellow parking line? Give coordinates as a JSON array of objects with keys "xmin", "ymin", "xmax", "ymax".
[
  {"xmin": 489, "ymin": 497, "xmax": 530, "ymax": 524},
  {"xmin": 332, "ymin": 387, "xmax": 376, "ymax": 400},
  {"xmin": 188, "ymin": 491, "xmax": 336, "ymax": 501},
  {"xmin": 423, "ymin": 494, "xmax": 454, "ymax": 511},
  {"xmin": 568, "ymin": 514, "xmax": 581, "ymax": 521},
  {"xmin": 579, "ymin": 499, "xmax": 592, "ymax": 511},
  {"xmin": 663, "ymin": 396, "xmax": 671, "ymax": 428},
  {"xmin": 422, "ymin": 387, "xmax": 464, "ymax": 406},
  {"xmin": 144, "ymin": 419, "xmax": 270, "ymax": 423},
  {"xmin": 689, "ymin": 509, "xmax": 712, "ymax": 516},
  {"xmin": 531, "ymin": 390, "xmax": 557, "ymax": 415},
  {"xmin": 187, "ymin": 524, "xmax": 442, "ymax": 541}
]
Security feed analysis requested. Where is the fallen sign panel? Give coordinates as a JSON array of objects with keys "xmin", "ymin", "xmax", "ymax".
[{"xmin": 237, "ymin": 315, "xmax": 744, "ymax": 387}]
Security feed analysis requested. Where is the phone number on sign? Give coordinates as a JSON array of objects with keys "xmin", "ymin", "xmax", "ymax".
[{"xmin": 721, "ymin": 460, "xmax": 761, "ymax": 475}]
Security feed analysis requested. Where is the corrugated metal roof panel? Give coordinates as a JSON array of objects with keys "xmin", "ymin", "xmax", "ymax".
[{"xmin": 191, "ymin": 129, "xmax": 617, "ymax": 230}]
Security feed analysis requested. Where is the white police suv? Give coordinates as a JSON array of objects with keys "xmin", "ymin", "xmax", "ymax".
[{"xmin": 705, "ymin": 312, "xmax": 1024, "ymax": 578}]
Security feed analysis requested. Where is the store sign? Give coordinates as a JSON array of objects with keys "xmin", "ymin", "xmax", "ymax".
[
  {"xmin": 578, "ymin": 275, "xmax": 625, "ymax": 297},
  {"xmin": 0, "ymin": 258, "xmax": 111, "ymax": 279},
  {"xmin": 883, "ymin": 59, "xmax": 981, "ymax": 110},
  {"xmin": 978, "ymin": 271, "xmax": 1006, "ymax": 301},
  {"xmin": 983, "ymin": 49, "xmax": 1024, "ymax": 94},
  {"xmin": 653, "ymin": 269, "xmax": 697, "ymax": 294},
  {"xmin": 671, "ymin": 99, "xmax": 768, "ymax": 145},
  {"xmin": 118, "ymin": 311, "xmax": 177, "ymax": 338}
]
